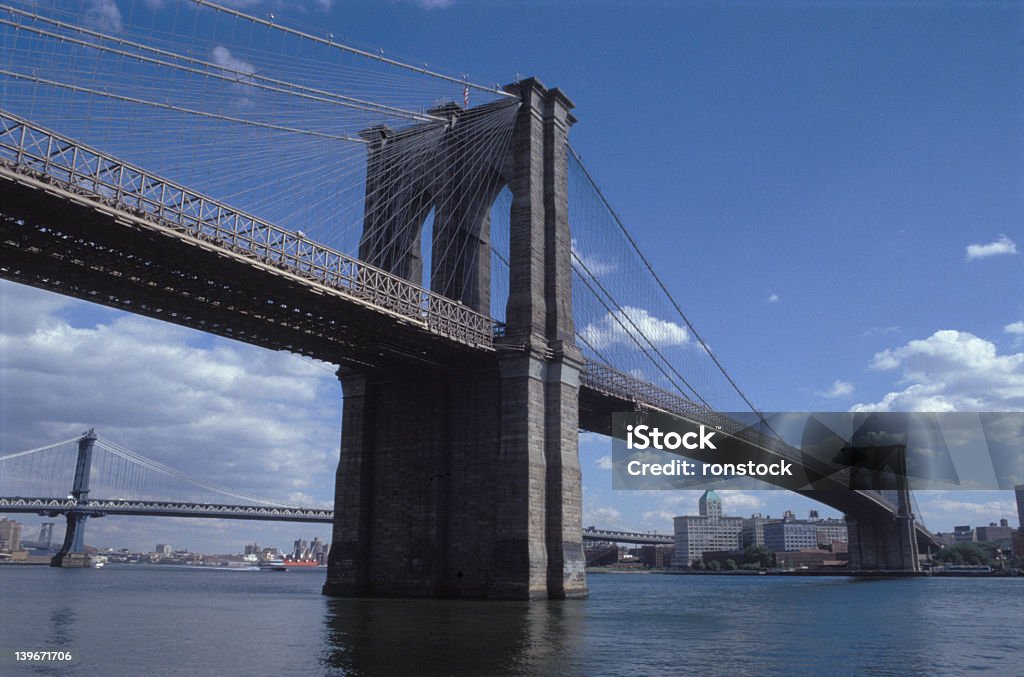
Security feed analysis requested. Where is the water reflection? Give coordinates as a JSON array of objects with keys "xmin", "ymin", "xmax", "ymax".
[
  {"xmin": 320, "ymin": 596, "xmax": 585, "ymax": 676},
  {"xmin": 47, "ymin": 605, "xmax": 77, "ymax": 648}
]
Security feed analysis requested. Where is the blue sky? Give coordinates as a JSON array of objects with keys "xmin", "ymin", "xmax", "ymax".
[{"xmin": 1, "ymin": 0, "xmax": 1022, "ymax": 553}]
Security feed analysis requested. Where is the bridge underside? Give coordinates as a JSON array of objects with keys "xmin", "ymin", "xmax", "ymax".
[{"xmin": 0, "ymin": 171, "xmax": 488, "ymax": 372}]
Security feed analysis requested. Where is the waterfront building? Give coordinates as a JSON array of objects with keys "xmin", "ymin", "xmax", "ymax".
[
  {"xmin": 155, "ymin": 543, "xmax": 172, "ymax": 555},
  {"xmin": 674, "ymin": 490, "xmax": 743, "ymax": 566},
  {"xmin": 774, "ymin": 549, "xmax": 845, "ymax": 569},
  {"xmin": 764, "ymin": 519, "xmax": 818, "ymax": 552},
  {"xmin": 953, "ymin": 525, "xmax": 975, "ymax": 543},
  {"xmin": 0, "ymin": 517, "xmax": 22, "ymax": 552},
  {"xmin": 1016, "ymin": 485, "xmax": 1024, "ymax": 529},
  {"xmin": 639, "ymin": 545, "xmax": 674, "ymax": 569},
  {"xmin": 814, "ymin": 519, "xmax": 849, "ymax": 547},
  {"xmin": 976, "ymin": 520, "xmax": 1014, "ymax": 544},
  {"xmin": 741, "ymin": 514, "xmax": 779, "ymax": 549},
  {"xmin": 310, "ymin": 537, "xmax": 328, "ymax": 564},
  {"xmin": 762, "ymin": 512, "xmax": 847, "ymax": 553}
]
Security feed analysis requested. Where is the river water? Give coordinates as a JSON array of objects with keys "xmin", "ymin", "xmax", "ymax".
[{"xmin": 1, "ymin": 566, "xmax": 1021, "ymax": 676}]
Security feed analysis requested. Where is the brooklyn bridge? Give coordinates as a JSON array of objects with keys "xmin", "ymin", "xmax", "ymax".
[{"xmin": 0, "ymin": 1, "xmax": 935, "ymax": 599}]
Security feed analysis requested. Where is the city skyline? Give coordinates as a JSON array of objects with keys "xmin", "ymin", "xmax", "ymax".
[{"xmin": 1, "ymin": 1, "xmax": 1022, "ymax": 554}]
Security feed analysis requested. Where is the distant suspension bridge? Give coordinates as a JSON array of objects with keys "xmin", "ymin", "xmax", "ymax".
[{"xmin": 0, "ymin": 430, "xmax": 673, "ymax": 565}]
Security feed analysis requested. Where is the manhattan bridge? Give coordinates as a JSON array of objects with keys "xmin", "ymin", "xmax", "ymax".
[{"xmin": 0, "ymin": 0, "xmax": 936, "ymax": 599}]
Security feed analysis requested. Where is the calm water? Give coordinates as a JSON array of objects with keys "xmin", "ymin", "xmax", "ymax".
[{"xmin": 1, "ymin": 566, "xmax": 1021, "ymax": 676}]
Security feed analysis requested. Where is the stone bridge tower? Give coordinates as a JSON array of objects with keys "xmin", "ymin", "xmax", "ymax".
[{"xmin": 323, "ymin": 79, "xmax": 586, "ymax": 600}]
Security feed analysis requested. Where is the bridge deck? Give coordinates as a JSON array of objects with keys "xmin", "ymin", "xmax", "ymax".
[
  {"xmin": 0, "ymin": 497, "xmax": 334, "ymax": 523},
  {"xmin": 0, "ymin": 110, "xmax": 497, "ymax": 368}
]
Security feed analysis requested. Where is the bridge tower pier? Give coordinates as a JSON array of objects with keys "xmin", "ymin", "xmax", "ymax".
[
  {"xmin": 51, "ymin": 429, "xmax": 97, "ymax": 568},
  {"xmin": 323, "ymin": 78, "xmax": 586, "ymax": 600},
  {"xmin": 845, "ymin": 444, "xmax": 921, "ymax": 573}
]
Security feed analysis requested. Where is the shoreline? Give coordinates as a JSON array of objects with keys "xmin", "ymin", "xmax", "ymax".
[{"xmin": 587, "ymin": 567, "xmax": 1022, "ymax": 579}]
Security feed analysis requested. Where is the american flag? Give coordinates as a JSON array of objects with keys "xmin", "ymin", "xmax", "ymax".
[{"xmin": 463, "ymin": 84, "xmax": 469, "ymax": 108}]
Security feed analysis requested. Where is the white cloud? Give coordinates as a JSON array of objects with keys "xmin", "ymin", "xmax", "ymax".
[
  {"xmin": 965, "ymin": 235, "xmax": 1017, "ymax": 261},
  {"xmin": 579, "ymin": 306, "xmax": 688, "ymax": 351},
  {"xmin": 1006, "ymin": 321, "xmax": 1024, "ymax": 348},
  {"xmin": 211, "ymin": 46, "xmax": 256, "ymax": 79},
  {"xmin": 84, "ymin": 0, "xmax": 123, "ymax": 33},
  {"xmin": 863, "ymin": 325, "xmax": 901, "ymax": 337},
  {"xmin": 818, "ymin": 379, "xmax": 854, "ymax": 399},
  {"xmin": 768, "ymin": 293, "xmax": 780, "ymax": 303},
  {"xmin": 852, "ymin": 329, "xmax": 1024, "ymax": 412},
  {"xmin": 584, "ymin": 506, "xmax": 622, "ymax": 528},
  {"xmin": 0, "ymin": 282, "xmax": 341, "ymax": 535},
  {"xmin": 414, "ymin": 0, "xmax": 455, "ymax": 9},
  {"xmin": 717, "ymin": 490, "xmax": 765, "ymax": 511},
  {"xmin": 641, "ymin": 509, "xmax": 678, "ymax": 524},
  {"xmin": 595, "ymin": 455, "xmax": 613, "ymax": 470},
  {"xmin": 220, "ymin": 0, "xmax": 333, "ymax": 10},
  {"xmin": 920, "ymin": 498, "xmax": 1017, "ymax": 519},
  {"xmin": 571, "ymin": 239, "xmax": 616, "ymax": 276}
]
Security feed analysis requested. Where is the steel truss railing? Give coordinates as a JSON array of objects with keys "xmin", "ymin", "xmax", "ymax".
[
  {"xmin": 0, "ymin": 496, "xmax": 676, "ymax": 541},
  {"xmin": 0, "ymin": 496, "xmax": 334, "ymax": 522},
  {"xmin": 0, "ymin": 109, "xmax": 499, "ymax": 349},
  {"xmin": 581, "ymin": 359, "xmax": 840, "ymax": 477},
  {"xmin": 582, "ymin": 527, "xmax": 673, "ymax": 545}
]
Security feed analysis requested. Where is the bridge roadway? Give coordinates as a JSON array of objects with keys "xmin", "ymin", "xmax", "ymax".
[
  {"xmin": 0, "ymin": 497, "xmax": 673, "ymax": 545},
  {"xmin": 0, "ymin": 110, "xmax": 939, "ymax": 556},
  {"xmin": 0, "ymin": 109, "xmax": 796, "ymax": 448}
]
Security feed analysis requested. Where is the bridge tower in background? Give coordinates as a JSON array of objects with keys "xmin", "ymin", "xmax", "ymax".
[
  {"xmin": 51, "ymin": 429, "xmax": 98, "ymax": 568},
  {"xmin": 323, "ymin": 78, "xmax": 587, "ymax": 600}
]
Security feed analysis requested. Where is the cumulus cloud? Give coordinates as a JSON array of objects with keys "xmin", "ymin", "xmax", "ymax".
[
  {"xmin": 641, "ymin": 509, "xmax": 678, "ymax": 524},
  {"xmin": 920, "ymin": 498, "xmax": 1017, "ymax": 519},
  {"xmin": 584, "ymin": 506, "xmax": 622, "ymax": 528},
  {"xmin": 851, "ymin": 329, "xmax": 1024, "ymax": 412},
  {"xmin": 211, "ymin": 46, "xmax": 256, "ymax": 80},
  {"xmin": 213, "ymin": 0, "xmax": 334, "ymax": 9},
  {"xmin": 768, "ymin": 293, "xmax": 780, "ymax": 303},
  {"xmin": 571, "ymin": 239, "xmax": 617, "ymax": 276},
  {"xmin": 818, "ymin": 379, "xmax": 854, "ymax": 399},
  {"xmin": 414, "ymin": 0, "xmax": 455, "ymax": 9},
  {"xmin": 595, "ymin": 455, "xmax": 613, "ymax": 470},
  {"xmin": 1006, "ymin": 321, "xmax": 1024, "ymax": 348},
  {"xmin": 0, "ymin": 281, "xmax": 341, "ymax": 518},
  {"xmin": 717, "ymin": 490, "xmax": 765, "ymax": 511},
  {"xmin": 84, "ymin": 0, "xmax": 123, "ymax": 33},
  {"xmin": 965, "ymin": 235, "xmax": 1017, "ymax": 261},
  {"xmin": 579, "ymin": 306, "xmax": 688, "ymax": 351},
  {"xmin": 863, "ymin": 325, "xmax": 901, "ymax": 337},
  {"xmin": 634, "ymin": 491, "xmax": 763, "ymax": 531}
]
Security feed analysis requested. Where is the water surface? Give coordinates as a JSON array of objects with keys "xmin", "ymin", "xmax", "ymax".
[{"xmin": 1, "ymin": 567, "xmax": 1021, "ymax": 676}]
